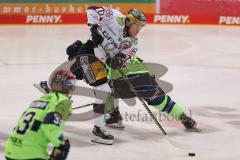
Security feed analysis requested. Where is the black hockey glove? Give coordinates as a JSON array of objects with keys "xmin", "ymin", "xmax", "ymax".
[
  {"xmin": 50, "ymin": 139, "xmax": 70, "ymax": 160},
  {"xmin": 90, "ymin": 25, "xmax": 104, "ymax": 47},
  {"xmin": 106, "ymin": 53, "xmax": 128, "ymax": 70},
  {"xmin": 66, "ymin": 40, "xmax": 83, "ymax": 60}
]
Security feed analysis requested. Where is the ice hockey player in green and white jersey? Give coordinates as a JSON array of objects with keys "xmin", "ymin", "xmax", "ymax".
[
  {"xmin": 65, "ymin": 7, "xmax": 199, "ymax": 145},
  {"xmin": 4, "ymin": 70, "xmax": 76, "ymax": 160},
  {"xmin": 66, "ymin": 7, "xmax": 149, "ymax": 145}
]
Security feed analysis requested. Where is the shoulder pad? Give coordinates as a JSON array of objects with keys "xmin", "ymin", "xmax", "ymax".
[
  {"xmin": 87, "ymin": 6, "xmax": 115, "ymax": 25},
  {"xmin": 30, "ymin": 101, "xmax": 48, "ymax": 110}
]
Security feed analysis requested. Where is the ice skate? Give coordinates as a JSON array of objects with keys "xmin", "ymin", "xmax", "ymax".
[
  {"xmin": 106, "ymin": 107, "xmax": 125, "ymax": 129},
  {"xmin": 180, "ymin": 113, "xmax": 202, "ymax": 132},
  {"xmin": 91, "ymin": 126, "xmax": 114, "ymax": 145}
]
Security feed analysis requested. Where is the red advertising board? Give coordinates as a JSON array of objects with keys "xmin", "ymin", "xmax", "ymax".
[
  {"xmin": 160, "ymin": 0, "xmax": 240, "ymax": 16},
  {"xmin": 0, "ymin": 13, "xmax": 240, "ymax": 25},
  {"xmin": 148, "ymin": 14, "xmax": 240, "ymax": 25},
  {"xmin": 0, "ymin": 14, "xmax": 87, "ymax": 24},
  {"xmin": 1, "ymin": 0, "xmax": 240, "ymax": 25},
  {"xmin": 156, "ymin": 0, "xmax": 240, "ymax": 25}
]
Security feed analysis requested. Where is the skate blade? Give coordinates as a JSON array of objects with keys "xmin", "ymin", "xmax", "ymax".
[
  {"xmin": 185, "ymin": 127, "xmax": 202, "ymax": 133},
  {"xmin": 106, "ymin": 123, "xmax": 125, "ymax": 129},
  {"xmin": 91, "ymin": 134, "xmax": 114, "ymax": 145}
]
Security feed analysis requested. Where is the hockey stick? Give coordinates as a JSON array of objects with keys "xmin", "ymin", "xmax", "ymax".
[
  {"xmin": 117, "ymin": 65, "xmax": 191, "ymax": 149},
  {"xmin": 98, "ymin": 44, "xmax": 167, "ymax": 134},
  {"xmin": 99, "ymin": 44, "xmax": 190, "ymax": 149},
  {"xmin": 33, "ymin": 83, "xmax": 47, "ymax": 94},
  {"xmin": 72, "ymin": 103, "xmax": 94, "ymax": 110}
]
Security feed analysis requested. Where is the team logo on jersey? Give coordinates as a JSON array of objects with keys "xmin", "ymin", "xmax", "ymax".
[
  {"xmin": 105, "ymin": 8, "xmax": 113, "ymax": 17},
  {"xmin": 10, "ymin": 136, "xmax": 22, "ymax": 146},
  {"xmin": 129, "ymin": 47, "xmax": 138, "ymax": 56},
  {"xmin": 102, "ymin": 30, "xmax": 118, "ymax": 51},
  {"xmin": 119, "ymin": 40, "xmax": 132, "ymax": 50}
]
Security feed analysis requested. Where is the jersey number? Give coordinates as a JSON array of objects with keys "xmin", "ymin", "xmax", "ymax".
[{"xmin": 16, "ymin": 112, "xmax": 36, "ymax": 135}]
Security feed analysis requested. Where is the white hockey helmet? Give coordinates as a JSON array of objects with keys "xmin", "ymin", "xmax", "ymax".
[
  {"xmin": 49, "ymin": 70, "xmax": 76, "ymax": 94},
  {"xmin": 126, "ymin": 8, "xmax": 147, "ymax": 26}
]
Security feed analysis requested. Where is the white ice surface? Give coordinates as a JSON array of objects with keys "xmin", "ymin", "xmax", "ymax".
[{"xmin": 0, "ymin": 25, "xmax": 240, "ymax": 160}]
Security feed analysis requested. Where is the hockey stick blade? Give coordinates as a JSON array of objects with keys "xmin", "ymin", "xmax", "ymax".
[
  {"xmin": 33, "ymin": 83, "xmax": 47, "ymax": 94},
  {"xmin": 72, "ymin": 103, "xmax": 94, "ymax": 110}
]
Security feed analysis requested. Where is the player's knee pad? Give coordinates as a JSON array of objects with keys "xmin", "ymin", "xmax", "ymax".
[
  {"xmin": 112, "ymin": 73, "xmax": 165, "ymax": 99},
  {"xmin": 93, "ymin": 103, "xmax": 105, "ymax": 114},
  {"xmin": 148, "ymin": 95, "xmax": 176, "ymax": 114},
  {"xmin": 144, "ymin": 93, "xmax": 165, "ymax": 106},
  {"xmin": 161, "ymin": 96, "xmax": 176, "ymax": 113}
]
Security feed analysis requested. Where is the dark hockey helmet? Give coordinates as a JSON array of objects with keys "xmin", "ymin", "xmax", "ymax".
[
  {"xmin": 50, "ymin": 70, "xmax": 76, "ymax": 94},
  {"xmin": 126, "ymin": 8, "xmax": 147, "ymax": 26}
]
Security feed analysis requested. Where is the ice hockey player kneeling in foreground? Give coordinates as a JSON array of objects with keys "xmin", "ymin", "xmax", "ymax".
[{"xmin": 4, "ymin": 70, "xmax": 76, "ymax": 160}]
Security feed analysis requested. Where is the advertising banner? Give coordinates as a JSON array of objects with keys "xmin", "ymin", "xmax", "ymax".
[
  {"xmin": 0, "ymin": 0, "xmax": 240, "ymax": 25},
  {"xmin": 158, "ymin": 0, "xmax": 240, "ymax": 25},
  {"xmin": 0, "ymin": 0, "xmax": 155, "ymax": 15},
  {"xmin": 1, "ymin": 13, "xmax": 240, "ymax": 25},
  {"xmin": 160, "ymin": 0, "xmax": 240, "ymax": 16}
]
